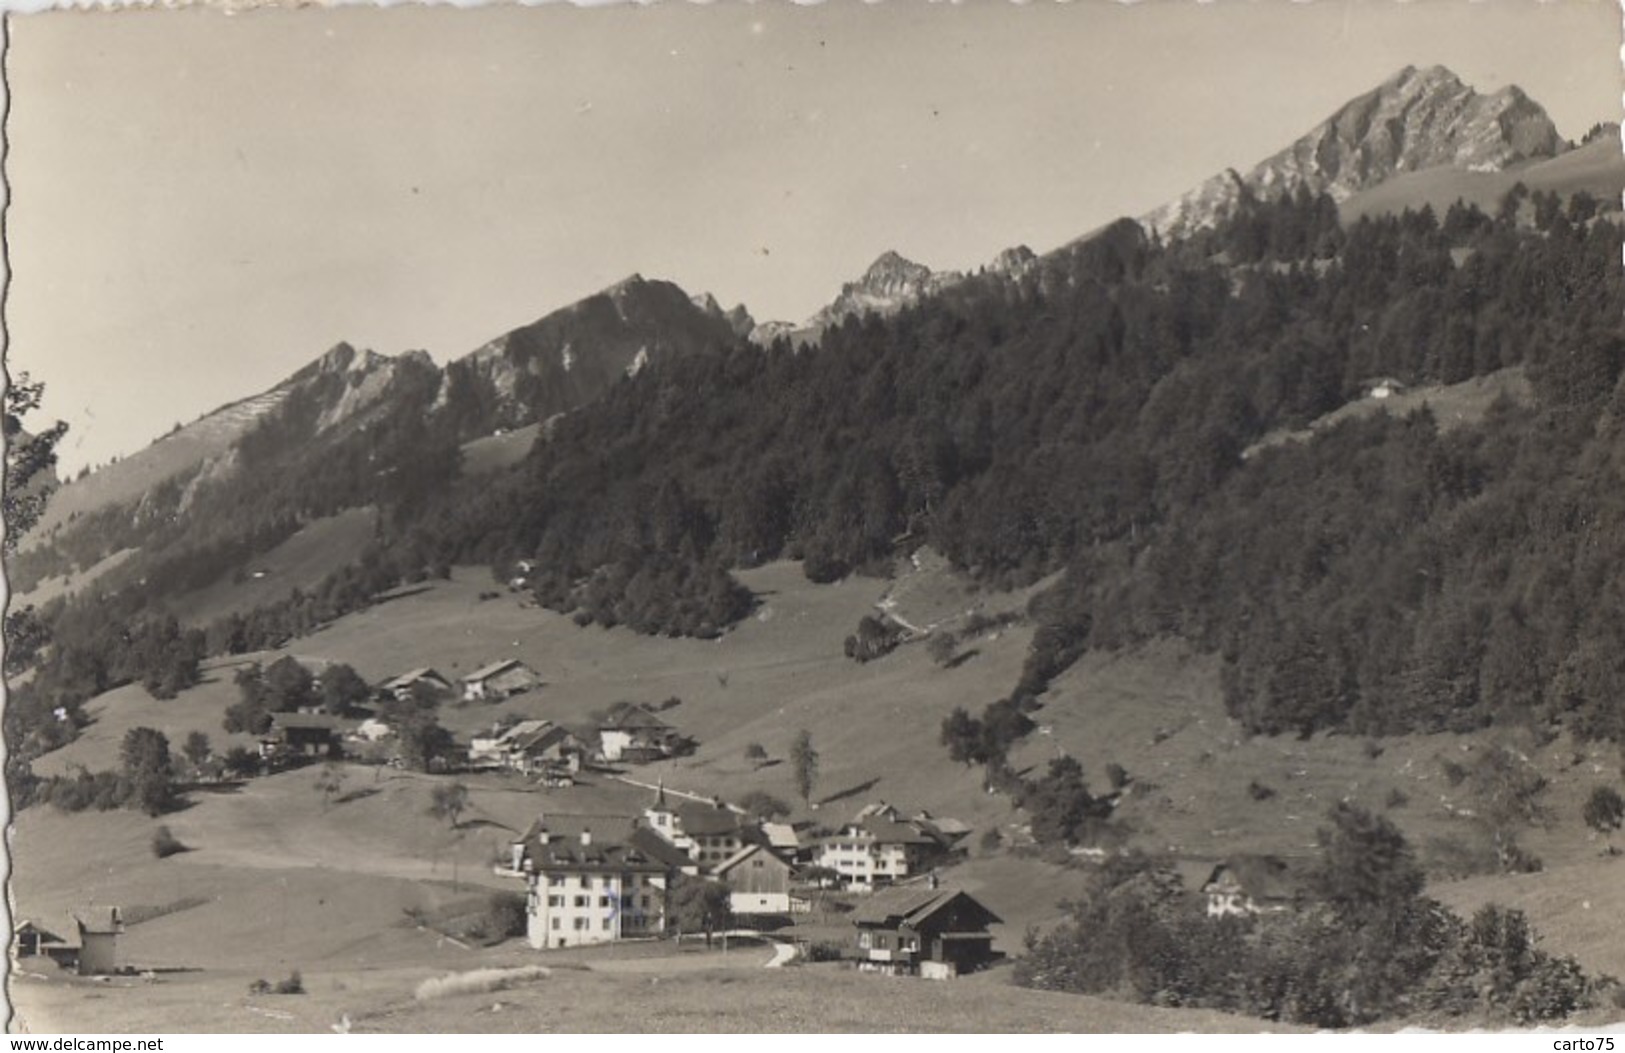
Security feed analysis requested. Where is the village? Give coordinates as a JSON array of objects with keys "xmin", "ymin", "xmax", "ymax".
[{"xmin": 14, "ymin": 646, "xmax": 1312, "ymax": 992}]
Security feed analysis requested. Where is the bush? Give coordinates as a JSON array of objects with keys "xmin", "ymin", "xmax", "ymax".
[
  {"xmin": 803, "ymin": 940, "xmax": 847, "ymax": 963},
  {"xmin": 1582, "ymin": 785, "xmax": 1624, "ymax": 835},
  {"xmin": 414, "ymin": 966, "xmax": 550, "ymax": 1002},
  {"xmin": 274, "ymin": 970, "xmax": 304, "ymax": 995},
  {"xmin": 1247, "ymin": 780, "xmax": 1276, "ymax": 801},
  {"xmin": 844, "ymin": 615, "xmax": 904, "ymax": 663},
  {"xmin": 482, "ymin": 892, "xmax": 527, "ymax": 943},
  {"xmin": 1386, "ymin": 787, "xmax": 1410, "ymax": 809},
  {"xmin": 151, "ymin": 825, "xmax": 188, "ymax": 858}
]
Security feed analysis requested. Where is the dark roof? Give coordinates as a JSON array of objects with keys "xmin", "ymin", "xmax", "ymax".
[
  {"xmin": 714, "ymin": 843, "xmax": 793, "ymax": 877},
  {"xmin": 465, "ymin": 658, "xmax": 539, "ymax": 683},
  {"xmin": 676, "ymin": 801, "xmax": 747, "ymax": 837},
  {"xmin": 601, "ymin": 704, "xmax": 671, "ymax": 732},
  {"xmin": 517, "ymin": 813, "xmax": 637, "ymax": 845},
  {"xmin": 382, "ymin": 668, "xmax": 450, "ymax": 689},
  {"xmin": 273, "ymin": 713, "xmax": 346, "ymax": 732},
  {"xmin": 851, "ymin": 886, "xmax": 1002, "ymax": 929},
  {"xmin": 514, "ymin": 813, "xmax": 690, "ymax": 874},
  {"xmin": 840, "ymin": 815, "xmax": 939, "ymax": 846},
  {"xmin": 510, "ymin": 723, "xmax": 571, "ymax": 753},
  {"xmin": 1204, "ymin": 855, "xmax": 1306, "ymax": 901}
]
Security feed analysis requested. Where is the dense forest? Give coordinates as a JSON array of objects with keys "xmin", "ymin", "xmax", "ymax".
[
  {"xmin": 404, "ymin": 186, "xmax": 1624, "ymax": 741},
  {"xmin": 7, "ymin": 185, "xmax": 1624, "ymax": 801}
]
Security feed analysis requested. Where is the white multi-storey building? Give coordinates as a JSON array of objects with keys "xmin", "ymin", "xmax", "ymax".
[{"xmin": 504, "ymin": 814, "xmax": 687, "ymax": 949}]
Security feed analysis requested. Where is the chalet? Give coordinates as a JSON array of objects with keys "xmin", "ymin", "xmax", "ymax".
[
  {"xmin": 73, "ymin": 907, "xmax": 123, "ymax": 976},
  {"xmin": 815, "ymin": 802, "xmax": 961, "ymax": 888},
  {"xmin": 259, "ymin": 714, "xmax": 344, "ymax": 763},
  {"xmin": 13, "ymin": 920, "xmax": 65, "ymax": 959},
  {"xmin": 504, "ymin": 813, "xmax": 689, "ymax": 949},
  {"xmin": 643, "ymin": 787, "xmax": 754, "ymax": 867},
  {"xmin": 462, "ymin": 659, "xmax": 543, "ymax": 702},
  {"xmin": 851, "ymin": 883, "xmax": 1002, "ymax": 980},
  {"xmin": 1363, "ymin": 376, "xmax": 1408, "ymax": 400},
  {"xmin": 598, "ymin": 704, "xmax": 688, "ymax": 764},
  {"xmin": 470, "ymin": 719, "xmax": 585, "ymax": 776},
  {"xmin": 380, "ymin": 668, "xmax": 453, "ymax": 702},
  {"xmin": 714, "ymin": 843, "xmax": 801, "ymax": 916},
  {"xmin": 1198, "ymin": 855, "xmax": 1306, "ymax": 918}
]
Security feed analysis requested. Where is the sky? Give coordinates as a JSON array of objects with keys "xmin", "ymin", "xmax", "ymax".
[{"xmin": 5, "ymin": 1, "xmax": 1621, "ymax": 474}]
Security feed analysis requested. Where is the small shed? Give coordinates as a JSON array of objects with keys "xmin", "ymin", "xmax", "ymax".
[
  {"xmin": 14, "ymin": 920, "xmax": 65, "ymax": 959},
  {"xmin": 73, "ymin": 907, "xmax": 123, "ymax": 976}
]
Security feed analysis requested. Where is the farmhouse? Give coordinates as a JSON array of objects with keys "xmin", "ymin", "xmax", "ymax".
[
  {"xmin": 73, "ymin": 907, "xmax": 124, "ymax": 976},
  {"xmin": 851, "ymin": 883, "xmax": 1002, "ymax": 980},
  {"xmin": 714, "ymin": 843, "xmax": 801, "ymax": 916},
  {"xmin": 259, "ymin": 713, "xmax": 344, "ymax": 763},
  {"xmin": 1198, "ymin": 855, "xmax": 1306, "ymax": 917},
  {"xmin": 461, "ymin": 659, "xmax": 543, "ymax": 702},
  {"xmin": 598, "ymin": 704, "xmax": 688, "ymax": 764},
  {"xmin": 815, "ymin": 802, "xmax": 961, "ymax": 888},
  {"xmin": 470, "ymin": 719, "xmax": 585, "ymax": 776},
  {"xmin": 380, "ymin": 667, "xmax": 453, "ymax": 702},
  {"xmin": 505, "ymin": 814, "xmax": 688, "ymax": 949}
]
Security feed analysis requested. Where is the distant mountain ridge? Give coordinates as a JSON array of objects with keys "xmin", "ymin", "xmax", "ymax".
[
  {"xmin": 750, "ymin": 243, "xmax": 1038, "ymax": 347},
  {"xmin": 28, "ymin": 64, "xmax": 1608, "ymax": 556},
  {"xmin": 1142, "ymin": 64, "xmax": 1568, "ymax": 240}
]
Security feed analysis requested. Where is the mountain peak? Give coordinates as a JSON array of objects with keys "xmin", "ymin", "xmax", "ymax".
[
  {"xmin": 862, "ymin": 250, "xmax": 931, "ymax": 284},
  {"xmin": 1142, "ymin": 64, "xmax": 1565, "ymax": 239}
]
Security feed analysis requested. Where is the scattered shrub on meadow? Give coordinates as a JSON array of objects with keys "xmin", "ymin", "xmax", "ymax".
[{"xmin": 151, "ymin": 825, "xmax": 187, "ymax": 858}]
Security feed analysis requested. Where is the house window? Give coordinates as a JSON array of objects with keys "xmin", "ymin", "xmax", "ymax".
[
  {"xmin": 858, "ymin": 931, "xmax": 872, "ymax": 949},
  {"xmin": 548, "ymin": 895, "xmax": 564, "ymax": 908},
  {"xmin": 574, "ymin": 896, "xmax": 589, "ymax": 908},
  {"xmin": 549, "ymin": 876, "xmax": 565, "ymax": 887},
  {"xmin": 580, "ymin": 876, "xmax": 591, "ymax": 888},
  {"xmin": 875, "ymin": 935, "xmax": 889, "ymax": 949},
  {"xmin": 551, "ymin": 918, "xmax": 560, "ymax": 931},
  {"xmin": 574, "ymin": 918, "xmax": 588, "ymax": 930},
  {"xmin": 599, "ymin": 896, "xmax": 612, "ymax": 908},
  {"xmin": 752, "ymin": 860, "xmax": 764, "ymax": 868},
  {"xmin": 602, "ymin": 918, "xmax": 612, "ymax": 931}
]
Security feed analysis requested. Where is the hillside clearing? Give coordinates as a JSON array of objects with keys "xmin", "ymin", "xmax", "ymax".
[{"xmin": 1243, "ymin": 367, "xmax": 1531, "ymax": 459}]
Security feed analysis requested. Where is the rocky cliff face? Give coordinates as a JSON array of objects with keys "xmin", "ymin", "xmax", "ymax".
[
  {"xmin": 752, "ymin": 244, "xmax": 1039, "ymax": 346},
  {"xmin": 442, "ymin": 274, "xmax": 743, "ymax": 436},
  {"xmin": 1143, "ymin": 65, "xmax": 1566, "ymax": 240},
  {"xmin": 806, "ymin": 250, "xmax": 964, "ymax": 332}
]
